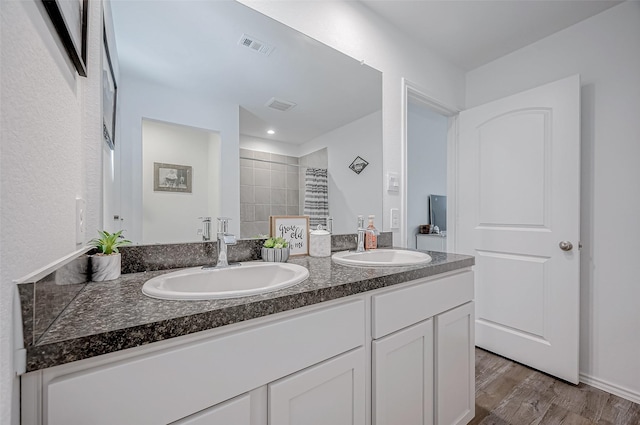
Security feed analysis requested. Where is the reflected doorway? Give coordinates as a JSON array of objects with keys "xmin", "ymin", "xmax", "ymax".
[
  {"xmin": 141, "ymin": 119, "xmax": 221, "ymax": 244},
  {"xmin": 402, "ymin": 79, "xmax": 459, "ymax": 251}
]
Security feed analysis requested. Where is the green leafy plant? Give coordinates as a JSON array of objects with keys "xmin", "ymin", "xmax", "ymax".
[
  {"xmin": 90, "ymin": 230, "xmax": 131, "ymax": 255},
  {"xmin": 263, "ymin": 236, "xmax": 288, "ymax": 249}
]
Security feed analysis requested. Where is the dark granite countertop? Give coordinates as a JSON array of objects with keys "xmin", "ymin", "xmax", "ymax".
[{"xmin": 22, "ymin": 249, "xmax": 473, "ymax": 372}]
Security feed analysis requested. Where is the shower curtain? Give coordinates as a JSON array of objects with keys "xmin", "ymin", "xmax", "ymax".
[{"xmin": 304, "ymin": 167, "xmax": 329, "ymax": 229}]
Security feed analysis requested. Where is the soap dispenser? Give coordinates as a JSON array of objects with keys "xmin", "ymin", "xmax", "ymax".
[{"xmin": 365, "ymin": 215, "xmax": 378, "ymax": 250}]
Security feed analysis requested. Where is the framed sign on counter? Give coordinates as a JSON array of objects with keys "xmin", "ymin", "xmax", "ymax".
[{"xmin": 270, "ymin": 216, "xmax": 309, "ymax": 256}]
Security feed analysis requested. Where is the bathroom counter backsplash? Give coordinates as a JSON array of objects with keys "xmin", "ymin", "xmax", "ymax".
[{"xmin": 18, "ymin": 232, "xmax": 473, "ymax": 372}]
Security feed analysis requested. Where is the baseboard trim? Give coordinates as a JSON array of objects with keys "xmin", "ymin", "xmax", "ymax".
[{"xmin": 580, "ymin": 373, "xmax": 640, "ymax": 405}]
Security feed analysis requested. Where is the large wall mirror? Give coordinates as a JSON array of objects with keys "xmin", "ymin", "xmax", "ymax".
[{"xmin": 107, "ymin": 0, "xmax": 382, "ymax": 244}]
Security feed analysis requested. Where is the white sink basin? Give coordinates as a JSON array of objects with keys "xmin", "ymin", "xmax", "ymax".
[
  {"xmin": 142, "ymin": 262, "xmax": 309, "ymax": 300},
  {"xmin": 332, "ymin": 249, "xmax": 432, "ymax": 267}
]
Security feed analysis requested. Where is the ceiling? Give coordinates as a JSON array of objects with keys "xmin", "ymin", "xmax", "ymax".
[{"xmin": 360, "ymin": 0, "xmax": 623, "ymax": 70}]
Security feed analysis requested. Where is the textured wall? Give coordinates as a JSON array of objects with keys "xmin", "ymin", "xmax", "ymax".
[
  {"xmin": 0, "ymin": 1, "xmax": 103, "ymax": 423},
  {"xmin": 465, "ymin": 2, "xmax": 640, "ymax": 402}
]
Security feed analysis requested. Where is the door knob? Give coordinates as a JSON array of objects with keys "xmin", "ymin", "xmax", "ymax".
[{"xmin": 559, "ymin": 241, "xmax": 573, "ymax": 251}]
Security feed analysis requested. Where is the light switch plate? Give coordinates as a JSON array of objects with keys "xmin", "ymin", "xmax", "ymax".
[
  {"xmin": 387, "ymin": 172, "xmax": 400, "ymax": 192},
  {"xmin": 390, "ymin": 208, "xmax": 400, "ymax": 229},
  {"xmin": 76, "ymin": 198, "xmax": 86, "ymax": 244}
]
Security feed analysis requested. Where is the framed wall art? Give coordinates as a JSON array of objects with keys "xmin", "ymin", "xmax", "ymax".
[
  {"xmin": 349, "ymin": 156, "xmax": 369, "ymax": 174},
  {"xmin": 154, "ymin": 163, "xmax": 192, "ymax": 193},
  {"xmin": 270, "ymin": 215, "xmax": 309, "ymax": 256},
  {"xmin": 42, "ymin": 0, "xmax": 88, "ymax": 77}
]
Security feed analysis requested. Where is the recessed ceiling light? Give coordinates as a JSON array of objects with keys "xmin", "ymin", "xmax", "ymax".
[{"xmin": 267, "ymin": 129, "xmax": 275, "ymax": 135}]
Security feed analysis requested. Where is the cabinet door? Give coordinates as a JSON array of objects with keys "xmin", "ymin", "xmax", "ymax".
[
  {"xmin": 170, "ymin": 387, "xmax": 266, "ymax": 425},
  {"xmin": 435, "ymin": 302, "xmax": 475, "ymax": 425},
  {"xmin": 269, "ymin": 348, "xmax": 365, "ymax": 425},
  {"xmin": 373, "ymin": 319, "xmax": 434, "ymax": 425}
]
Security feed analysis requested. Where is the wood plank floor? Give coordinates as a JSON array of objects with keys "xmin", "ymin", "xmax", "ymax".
[{"xmin": 471, "ymin": 348, "xmax": 640, "ymax": 425}]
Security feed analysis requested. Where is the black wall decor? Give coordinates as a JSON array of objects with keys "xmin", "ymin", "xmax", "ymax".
[
  {"xmin": 42, "ymin": 0, "xmax": 88, "ymax": 77},
  {"xmin": 349, "ymin": 156, "xmax": 369, "ymax": 175}
]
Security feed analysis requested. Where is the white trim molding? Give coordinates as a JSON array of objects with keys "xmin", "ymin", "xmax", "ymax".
[{"xmin": 580, "ymin": 372, "xmax": 640, "ymax": 405}]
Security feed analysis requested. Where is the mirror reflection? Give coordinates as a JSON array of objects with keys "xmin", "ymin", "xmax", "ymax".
[{"xmin": 108, "ymin": 0, "xmax": 382, "ymax": 243}]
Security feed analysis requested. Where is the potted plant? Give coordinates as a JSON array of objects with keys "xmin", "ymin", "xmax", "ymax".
[
  {"xmin": 262, "ymin": 237, "xmax": 290, "ymax": 262},
  {"xmin": 89, "ymin": 230, "xmax": 130, "ymax": 281}
]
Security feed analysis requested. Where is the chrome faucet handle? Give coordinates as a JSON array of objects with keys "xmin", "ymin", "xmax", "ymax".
[
  {"xmin": 199, "ymin": 217, "xmax": 212, "ymax": 241},
  {"xmin": 217, "ymin": 217, "xmax": 232, "ymax": 233}
]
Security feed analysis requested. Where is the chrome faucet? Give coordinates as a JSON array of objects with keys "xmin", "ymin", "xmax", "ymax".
[
  {"xmin": 355, "ymin": 215, "xmax": 366, "ymax": 252},
  {"xmin": 199, "ymin": 217, "xmax": 211, "ymax": 241},
  {"xmin": 215, "ymin": 217, "xmax": 237, "ymax": 268}
]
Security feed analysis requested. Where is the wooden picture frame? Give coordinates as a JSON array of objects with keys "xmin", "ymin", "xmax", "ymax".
[
  {"xmin": 154, "ymin": 162, "xmax": 192, "ymax": 193},
  {"xmin": 270, "ymin": 216, "xmax": 310, "ymax": 256},
  {"xmin": 102, "ymin": 24, "xmax": 117, "ymax": 150},
  {"xmin": 42, "ymin": 0, "xmax": 88, "ymax": 77}
]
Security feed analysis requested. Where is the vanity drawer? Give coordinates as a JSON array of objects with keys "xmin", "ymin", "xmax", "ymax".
[{"xmin": 371, "ymin": 270, "xmax": 473, "ymax": 339}]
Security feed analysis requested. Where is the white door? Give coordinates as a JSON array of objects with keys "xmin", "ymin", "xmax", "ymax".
[{"xmin": 457, "ymin": 75, "xmax": 581, "ymax": 383}]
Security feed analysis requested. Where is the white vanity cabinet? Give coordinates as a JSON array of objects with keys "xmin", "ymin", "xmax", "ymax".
[
  {"xmin": 22, "ymin": 299, "xmax": 365, "ymax": 425},
  {"xmin": 21, "ymin": 268, "xmax": 474, "ymax": 425},
  {"xmin": 371, "ymin": 270, "xmax": 474, "ymax": 425}
]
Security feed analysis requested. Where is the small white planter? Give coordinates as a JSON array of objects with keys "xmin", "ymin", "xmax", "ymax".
[
  {"xmin": 262, "ymin": 247, "xmax": 290, "ymax": 263},
  {"xmin": 90, "ymin": 253, "xmax": 122, "ymax": 281}
]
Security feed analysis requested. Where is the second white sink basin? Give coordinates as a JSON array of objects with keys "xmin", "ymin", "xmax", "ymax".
[
  {"xmin": 142, "ymin": 262, "xmax": 309, "ymax": 300},
  {"xmin": 332, "ymin": 249, "xmax": 432, "ymax": 267}
]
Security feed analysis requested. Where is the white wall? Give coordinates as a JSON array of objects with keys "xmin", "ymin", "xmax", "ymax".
[
  {"xmin": 142, "ymin": 120, "xmax": 221, "ymax": 243},
  {"xmin": 299, "ymin": 111, "xmax": 383, "ymax": 235},
  {"xmin": 238, "ymin": 0, "xmax": 466, "ymax": 245},
  {"xmin": 117, "ymin": 73, "xmax": 240, "ymax": 241},
  {"xmin": 465, "ymin": 1, "xmax": 640, "ymax": 402},
  {"xmin": 0, "ymin": 0, "xmax": 103, "ymax": 423},
  {"xmin": 406, "ymin": 102, "xmax": 448, "ymax": 249}
]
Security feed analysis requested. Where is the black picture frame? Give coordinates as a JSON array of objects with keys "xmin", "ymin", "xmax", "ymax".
[
  {"xmin": 42, "ymin": 0, "xmax": 88, "ymax": 77},
  {"xmin": 103, "ymin": 25, "xmax": 117, "ymax": 150},
  {"xmin": 349, "ymin": 156, "xmax": 369, "ymax": 175}
]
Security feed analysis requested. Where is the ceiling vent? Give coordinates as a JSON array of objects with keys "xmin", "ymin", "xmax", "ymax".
[
  {"xmin": 265, "ymin": 97, "xmax": 297, "ymax": 112},
  {"xmin": 238, "ymin": 34, "xmax": 274, "ymax": 56}
]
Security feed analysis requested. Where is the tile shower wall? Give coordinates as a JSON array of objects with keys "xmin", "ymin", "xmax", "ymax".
[{"xmin": 240, "ymin": 149, "xmax": 300, "ymax": 238}]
